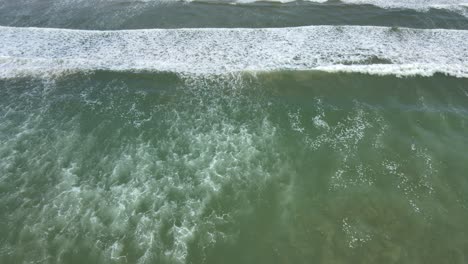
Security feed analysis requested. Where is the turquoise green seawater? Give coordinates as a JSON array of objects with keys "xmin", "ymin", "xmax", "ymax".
[
  {"xmin": 1, "ymin": 0, "xmax": 468, "ymax": 263},
  {"xmin": 1, "ymin": 71, "xmax": 468, "ymax": 263}
]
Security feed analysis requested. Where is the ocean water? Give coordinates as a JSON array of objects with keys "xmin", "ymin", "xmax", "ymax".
[{"xmin": 1, "ymin": 1, "xmax": 468, "ymax": 264}]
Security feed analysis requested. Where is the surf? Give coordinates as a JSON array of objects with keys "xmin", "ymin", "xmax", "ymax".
[{"xmin": 1, "ymin": 25, "xmax": 467, "ymax": 79}]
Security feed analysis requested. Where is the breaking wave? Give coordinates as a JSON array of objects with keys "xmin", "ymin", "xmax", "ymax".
[{"xmin": 1, "ymin": 26, "xmax": 467, "ymax": 78}]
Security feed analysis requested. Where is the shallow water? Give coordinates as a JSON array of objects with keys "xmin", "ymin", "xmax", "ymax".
[
  {"xmin": 1, "ymin": 72, "xmax": 468, "ymax": 263},
  {"xmin": 1, "ymin": 1, "xmax": 468, "ymax": 264}
]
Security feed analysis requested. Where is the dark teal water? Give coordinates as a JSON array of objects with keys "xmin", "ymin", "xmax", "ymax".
[
  {"xmin": 1, "ymin": 1, "xmax": 468, "ymax": 29},
  {"xmin": 1, "ymin": 1, "xmax": 468, "ymax": 264}
]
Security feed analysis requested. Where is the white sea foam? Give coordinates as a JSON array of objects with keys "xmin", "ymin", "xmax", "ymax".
[
  {"xmin": 229, "ymin": 0, "xmax": 326, "ymax": 3},
  {"xmin": 337, "ymin": 0, "xmax": 468, "ymax": 17},
  {"xmin": 230, "ymin": 0, "xmax": 468, "ymax": 12},
  {"xmin": 219, "ymin": 0, "xmax": 468, "ymax": 16},
  {"xmin": 0, "ymin": 25, "xmax": 467, "ymax": 78},
  {"xmin": 9, "ymin": 0, "xmax": 468, "ymax": 15},
  {"xmin": 0, "ymin": 75, "xmax": 278, "ymax": 263},
  {"xmin": 339, "ymin": 0, "xmax": 468, "ymax": 10}
]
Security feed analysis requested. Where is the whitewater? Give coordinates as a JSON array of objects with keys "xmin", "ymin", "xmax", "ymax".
[{"xmin": 1, "ymin": 26, "xmax": 467, "ymax": 78}]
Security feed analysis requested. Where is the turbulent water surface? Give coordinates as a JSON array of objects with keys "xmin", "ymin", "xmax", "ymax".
[{"xmin": 1, "ymin": 0, "xmax": 468, "ymax": 264}]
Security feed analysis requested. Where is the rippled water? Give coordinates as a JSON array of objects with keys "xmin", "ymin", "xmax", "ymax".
[
  {"xmin": 1, "ymin": 0, "xmax": 468, "ymax": 29},
  {"xmin": 1, "ymin": 1, "xmax": 468, "ymax": 264}
]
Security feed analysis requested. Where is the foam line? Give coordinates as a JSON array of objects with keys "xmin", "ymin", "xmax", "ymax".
[
  {"xmin": 0, "ymin": 26, "xmax": 467, "ymax": 78},
  {"xmin": 213, "ymin": 0, "xmax": 468, "ymax": 17},
  {"xmin": 213, "ymin": 0, "xmax": 468, "ymax": 11},
  {"xmin": 338, "ymin": 0, "xmax": 468, "ymax": 10},
  {"xmin": 221, "ymin": 0, "xmax": 468, "ymax": 9}
]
